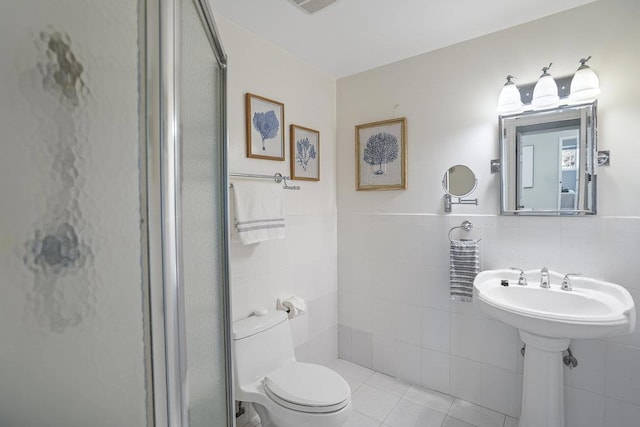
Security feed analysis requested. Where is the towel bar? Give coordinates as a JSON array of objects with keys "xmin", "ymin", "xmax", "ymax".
[{"xmin": 229, "ymin": 172, "xmax": 301, "ymax": 190}]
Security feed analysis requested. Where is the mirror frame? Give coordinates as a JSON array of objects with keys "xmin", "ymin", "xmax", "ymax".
[{"xmin": 499, "ymin": 101, "xmax": 597, "ymax": 216}]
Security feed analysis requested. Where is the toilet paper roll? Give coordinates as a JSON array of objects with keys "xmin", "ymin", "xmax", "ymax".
[{"xmin": 277, "ymin": 296, "xmax": 306, "ymax": 319}]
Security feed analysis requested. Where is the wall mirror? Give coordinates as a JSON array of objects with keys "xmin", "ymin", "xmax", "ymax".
[
  {"xmin": 443, "ymin": 164, "xmax": 478, "ymax": 212},
  {"xmin": 499, "ymin": 102, "xmax": 597, "ymax": 215},
  {"xmin": 443, "ymin": 164, "xmax": 477, "ymax": 197}
]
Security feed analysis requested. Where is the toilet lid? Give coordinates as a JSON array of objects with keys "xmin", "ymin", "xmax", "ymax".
[{"xmin": 264, "ymin": 362, "xmax": 350, "ymax": 412}]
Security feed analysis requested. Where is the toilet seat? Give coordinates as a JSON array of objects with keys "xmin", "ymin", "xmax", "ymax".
[{"xmin": 264, "ymin": 362, "xmax": 350, "ymax": 414}]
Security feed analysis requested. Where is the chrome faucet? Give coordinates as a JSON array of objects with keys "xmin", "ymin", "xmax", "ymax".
[
  {"xmin": 510, "ymin": 267, "xmax": 528, "ymax": 286},
  {"xmin": 540, "ymin": 267, "xmax": 550, "ymax": 288},
  {"xmin": 561, "ymin": 273, "xmax": 580, "ymax": 291}
]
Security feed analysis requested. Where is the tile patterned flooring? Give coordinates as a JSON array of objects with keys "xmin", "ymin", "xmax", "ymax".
[{"xmin": 251, "ymin": 359, "xmax": 519, "ymax": 427}]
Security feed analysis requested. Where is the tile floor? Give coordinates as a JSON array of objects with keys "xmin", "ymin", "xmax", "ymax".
[{"xmin": 250, "ymin": 359, "xmax": 519, "ymax": 427}]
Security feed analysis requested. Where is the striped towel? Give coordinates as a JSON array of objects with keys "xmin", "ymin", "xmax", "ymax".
[
  {"xmin": 231, "ymin": 180, "xmax": 285, "ymax": 245},
  {"xmin": 450, "ymin": 239, "xmax": 479, "ymax": 302}
]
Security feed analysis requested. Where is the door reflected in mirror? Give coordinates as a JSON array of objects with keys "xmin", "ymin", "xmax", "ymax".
[
  {"xmin": 443, "ymin": 164, "xmax": 477, "ymax": 197},
  {"xmin": 500, "ymin": 102, "xmax": 597, "ymax": 215}
]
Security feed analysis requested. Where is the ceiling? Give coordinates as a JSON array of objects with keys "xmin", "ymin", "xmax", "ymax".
[{"xmin": 210, "ymin": 0, "xmax": 597, "ymax": 78}]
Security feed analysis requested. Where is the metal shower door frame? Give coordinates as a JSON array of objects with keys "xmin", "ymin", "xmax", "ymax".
[{"xmin": 145, "ymin": 0, "xmax": 233, "ymax": 426}]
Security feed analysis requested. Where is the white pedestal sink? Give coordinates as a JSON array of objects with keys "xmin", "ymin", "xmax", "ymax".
[{"xmin": 474, "ymin": 269, "xmax": 636, "ymax": 427}]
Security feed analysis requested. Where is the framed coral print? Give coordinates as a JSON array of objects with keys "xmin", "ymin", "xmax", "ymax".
[
  {"xmin": 245, "ymin": 93, "xmax": 285, "ymax": 160},
  {"xmin": 355, "ymin": 117, "xmax": 407, "ymax": 190},
  {"xmin": 290, "ymin": 124, "xmax": 320, "ymax": 181}
]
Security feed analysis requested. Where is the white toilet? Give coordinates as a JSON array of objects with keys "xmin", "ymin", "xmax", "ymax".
[{"xmin": 233, "ymin": 310, "xmax": 351, "ymax": 427}]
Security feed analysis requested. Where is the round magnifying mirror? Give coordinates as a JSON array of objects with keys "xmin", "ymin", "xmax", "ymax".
[{"xmin": 442, "ymin": 165, "xmax": 477, "ymax": 197}]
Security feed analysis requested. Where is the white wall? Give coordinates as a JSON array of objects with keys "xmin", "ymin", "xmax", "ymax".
[
  {"xmin": 337, "ymin": 0, "xmax": 640, "ymax": 424},
  {"xmin": 216, "ymin": 15, "xmax": 339, "ymax": 365}
]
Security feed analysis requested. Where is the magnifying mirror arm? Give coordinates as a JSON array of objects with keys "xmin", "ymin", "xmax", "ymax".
[{"xmin": 444, "ymin": 193, "xmax": 479, "ymax": 213}]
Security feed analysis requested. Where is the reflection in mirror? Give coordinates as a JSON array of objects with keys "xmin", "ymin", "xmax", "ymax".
[
  {"xmin": 443, "ymin": 164, "xmax": 477, "ymax": 197},
  {"xmin": 443, "ymin": 165, "xmax": 478, "ymax": 213},
  {"xmin": 500, "ymin": 102, "xmax": 597, "ymax": 215}
]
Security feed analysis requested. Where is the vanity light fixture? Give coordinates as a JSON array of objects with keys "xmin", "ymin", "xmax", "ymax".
[
  {"xmin": 497, "ymin": 75, "xmax": 524, "ymax": 115},
  {"xmin": 569, "ymin": 56, "xmax": 601, "ymax": 102},
  {"xmin": 289, "ymin": 0, "xmax": 337, "ymax": 14},
  {"xmin": 531, "ymin": 63, "xmax": 560, "ymax": 110}
]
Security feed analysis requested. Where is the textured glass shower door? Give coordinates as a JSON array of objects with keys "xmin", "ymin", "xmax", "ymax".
[
  {"xmin": 0, "ymin": 0, "xmax": 232, "ymax": 425},
  {"xmin": 148, "ymin": 0, "xmax": 233, "ymax": 425},
  {"xmin": 0, "ymin": 1, "xmax": 150, "ymax": 426},
  {"xmin": 178, "ymin": 0, "xmax": 232, "ymax": 425}
]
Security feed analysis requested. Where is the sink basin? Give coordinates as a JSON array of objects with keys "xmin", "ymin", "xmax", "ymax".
[
  {"xmin": 474, "ymin": 269, "xmax": 635, "ymax": 427},
  {"xmin": 473, "ymin": 269, "xmax": 635, "ymax": 339}
]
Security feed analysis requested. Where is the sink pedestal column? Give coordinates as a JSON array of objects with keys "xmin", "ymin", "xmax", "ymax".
[{"xmin": 518, "ymin": 330, "xmax": 569, "ymax": 427}]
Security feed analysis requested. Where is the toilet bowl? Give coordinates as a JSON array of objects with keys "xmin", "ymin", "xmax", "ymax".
[{"xmin": 232, "ymin": 311, "xmax": 351, "ymax": 427}]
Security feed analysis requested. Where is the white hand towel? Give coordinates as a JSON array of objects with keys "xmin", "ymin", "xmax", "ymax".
[{"xmin": 231, "ymin": 180, "xmax": 285, "ymax": 245}]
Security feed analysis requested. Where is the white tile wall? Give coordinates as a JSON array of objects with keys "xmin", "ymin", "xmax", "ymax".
[
  {"xmin": 605, "ymin": 342, "xmax": 640, "ymax": 406},
  {"xmin": 604, "ymin": 397, "xmax": 640, "ymax": 427},
  {"xmin": 372, "ymin": 335, "xmax": 396, "ymax": 376},
  {"xmin": 395, "ymin": 341, "xmax": 421, "ymax": 384},
  {"xmin": 564, "ymin": 339, "xmax": 606, "ymax": 395},
  {"xmin": 565, "ymin": 387, "xmax": 605, "ymax": 427},
  {"xmin": 421, "ymin": 348, "xmax": 450, "ymax": 394},
  {"xmin": 479, "ymin": 364, "xmax": 520, "ymax": 418},
  {"xmin": 481, "ymin": 318, "xmax": 518, "ymax": 372},
  {"xmin": 450, "ymin": 356, "xmax": 482, "ymax": 404},
  {"xmin": 352, "ymin": 329, "xmax": 373, "ymax": 369},
  {"xmin": 395, "ymin": 303, "xmax": 422, "ymax": 345},
  {"xmin": 308, "ymin": 326, "xmax": 339, "ymax": 366},
  {"xmin": 339, "ymin": 325, "xmax": 352, "ymax": 360},
  {"xmin": 231, "ymin": 213, "xmax": 339, "ymax": 365},
  {"xmin": 422, "ymin": 307, "xmax": 450, "ymax": 353},
  {"xmin": 449, "ymin": 312, "xmax": 482, "ymax": 361},
  {"xmin": 338, "ymin": 213, "xmax": 640, "ymax": 425},
  {"xmin": 371, "ymin": 298, "xmax": 396, "ymax": 338}
]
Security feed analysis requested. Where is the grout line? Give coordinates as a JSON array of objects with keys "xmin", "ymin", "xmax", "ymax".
[
  {"xmin": 379, "ymin": 396, "xmax": 403, "ymax": 427},
  {"xmin": 338, "ymin": 359, "xmax": 515, "ymax": 426}
]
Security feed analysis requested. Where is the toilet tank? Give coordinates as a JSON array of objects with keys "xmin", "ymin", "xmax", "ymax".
[{"xmin": 233, "ymin": 311, "xmax": 296, "ymax": 388}]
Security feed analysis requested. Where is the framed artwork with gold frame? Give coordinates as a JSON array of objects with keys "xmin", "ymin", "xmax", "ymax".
[
  {"xmin": 355, "ymin": 117, "xmax": 407, "ymax": 190},
  {"xmin": 290, "ymin": 124, "xmax": 320, "ymax": 181},
  {"xmin": 245, "ymin": 93, "xmax": 285, "ymax": 160}
]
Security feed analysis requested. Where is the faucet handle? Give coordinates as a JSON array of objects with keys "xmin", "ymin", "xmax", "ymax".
[
  {"xmin": 509, "ymin": 267, "xmax": 527, "ymax": 286},
  {"xmin": 561, "ymin": 273, "xmax": 580, "ymax": 291},
  {"xmin": 540, "ymin": 266, "xmax": 550, "ymax": 288}
]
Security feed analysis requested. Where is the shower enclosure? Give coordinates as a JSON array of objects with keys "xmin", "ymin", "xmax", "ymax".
[{"xmin": 0, "ymin": 0, "xmax": 232, "ymax": 425}]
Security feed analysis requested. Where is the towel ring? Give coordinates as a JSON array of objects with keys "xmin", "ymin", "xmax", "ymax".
[{"xmin": 448, "ymin": 220, "xmax": 475, "ymax": 242}]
